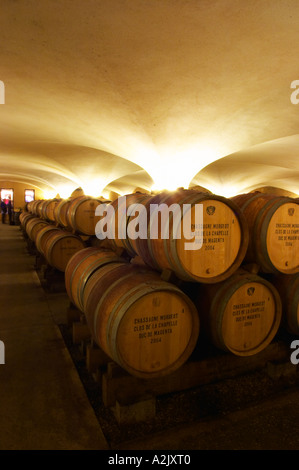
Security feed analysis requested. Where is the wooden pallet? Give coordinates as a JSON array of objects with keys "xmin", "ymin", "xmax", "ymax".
[{"xmin": 100, "ymin": 339, "xmax": 292, "ymax": 408}]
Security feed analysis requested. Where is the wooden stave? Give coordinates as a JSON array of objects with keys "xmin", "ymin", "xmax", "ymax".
[
  {"xmin": 35, "ymin": 224, "xmax": 62, "ymax": 254},
  {"xmin": 25, "ymin": 218, "xmax": 48, "ymax": 241},
  {"xmin": 54, "ymin": 199, "xmax": 72, "ymax": 230},
  {"xmin": 146, "ymin": 190, "xmax": 207, "ymax": 277},
  {"xmin": 231, "ymin": 192, "xmax": 299, "ymax": 274},
  {"xmin": 19, "ymin": 212, "xmax": 37, "ymax": 230},
  {"xmin": 36, "ymin": 200, "xmax": 48, "ymax": 218},
  {"xmin": 132, "ymin": 192, "xmax": 167, "ymax": 270},
  {"xmin": 43, "ymin": 198, "xmax": 61, "ymax": 222},
  {"xmin": 64, "ymin": 246, "xmax": 126, "ymax": 311},
  {"xmin": 29, "ymin": 199, "xmax": 44, "ymax": 216},
  {"xmin": 42, "ymin": 231, "xmax": 85, "ymax": 272},
  {"xmin": 26, "ymin": 200, "xmax": 36, "ymax": 213},
  {"xmin": 133, "ymin": 189, "xmax": 199, "ymax": 271},
  {"xmin": 103, "ymin": 193, "xmax": 152, "ymax": 256},
  {"xmin": 39, "ymin": 199, "xmax": 52, "ymax": 220},
  {"xmin": 83, "ymin": 262, "xmax": 136, "ymax": 328},
  {"xmin": 66, "ymin": 195, "xmax": 105, "ymax": 235}
]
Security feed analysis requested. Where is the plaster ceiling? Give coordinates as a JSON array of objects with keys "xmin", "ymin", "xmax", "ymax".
[{"xmin": 0, "ymin": 0, "xmax": 299, "ymax": 198}]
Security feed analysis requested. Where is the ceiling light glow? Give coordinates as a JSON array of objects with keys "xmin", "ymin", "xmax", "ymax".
[
  {"xmin": 148, "ymin": 144, "xmax": 221, "ymax": 193},
  {"xmin": 43, "ymin": 189, "xmax": 57, "ymax": 199},
  {"xmin": 54, "ymin": 183, "xmax": 79, "ymax": 199},
  {"xmin": 82, "ymin": 178, "xmax": 107, "ymax": 198}
]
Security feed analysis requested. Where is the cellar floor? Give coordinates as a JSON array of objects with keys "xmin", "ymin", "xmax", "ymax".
[
  {"xmin": 116, "ymin": 385, "xmax": 299, "ymax": 450},
  {"xmin": 0, "ymin": 221, "xmax": 299, "ymax": 452},
  {"xmin": 0, "ymin": 222, "xmax": 108, "ymax": 450}
]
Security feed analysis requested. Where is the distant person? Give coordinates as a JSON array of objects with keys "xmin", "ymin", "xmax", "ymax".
[
  {"xmin": 1, "ymin": 199, "xmax": 7, "ymax": 224},
  {"xmin": 7, "ymin": 197, "xmax": 13, "ymax": 225}
]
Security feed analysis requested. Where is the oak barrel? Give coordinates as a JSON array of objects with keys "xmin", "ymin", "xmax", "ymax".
[
  {"xmin": 65, "ymin": 246, "xmax": 126, "ymax": 311},
  {"xmin": 231, "ymin": 192, "xmax": 299, "ymax": 274},
  {"xmin": 39, "ymin": 199, "xmax": 52, "ymax": 220},
  {"xmin": 133, "ymin": 189, "xmax": 249, "ymax": 283},
  {"xmin": 36, "ymin": 200, "xmax": 49, "ymax": 218},
  {"xmin": 267, "ymin": 273, "xmax": 299, "ymax": 335},
  {"xmin": 26, "ymin": 200, "xmax": 36, "ymax": 213},
  {"xmin": 41, "ymin": 198, "xmax": 61, "ymax": 222},
  {"xmin": 101, "ymin": 193, "xmax": 152, "ymax": 256},
  {"xmin": 35, "ymin": 225, "xmax": 62, "ymax": 254},
  {"xmin": 19, "ymin": 212, "xmax": 37, "ymax": 231},
  {"xmin": 66, "ymin": 195, "xmax": 106, "ymax": 235},
  {"xmin": 42, "ymin": 231, "xmax": 85, "ymax": 271},
  {"xmin": 25, "ymin": 218, "xmax": 48, "ymax": 241},
  {"xmin": 28, "ymin": 199, "xmax": 44, "ymax": 216},
  {"xmin": 196, "ymin": 269, "xmax": 282, "ymax": 356},
  {"xmin": 83, "ymin": 263, "xmax": 200, "ymax": 378},
  {"xmin": 53, "ymin": 198, "xmax": 72, "ymax": 230}
]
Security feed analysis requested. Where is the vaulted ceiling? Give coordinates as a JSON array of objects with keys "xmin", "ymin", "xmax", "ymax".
[{"xmin": 1, "ymin": 0, "xmax": 299, "ymax": 199}]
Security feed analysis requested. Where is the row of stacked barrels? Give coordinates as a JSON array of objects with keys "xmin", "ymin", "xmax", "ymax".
[
  {"xmin": 19, "ymin": 208, "xmax": 85, "ymax": 272},
  {"xmin": 63, "ymin": 189, "xmax": 298, "ymax": 379},
  {"xmin": 21, "ymin": 189, "xmax": 299, "ymax": 379},
  {"xmin": 26, "ymin": 195, "xmax": 109, "ymax": 236},
  {"xmin": 20, "ymin": 194, "xmax": 111, "ymax": 271}
]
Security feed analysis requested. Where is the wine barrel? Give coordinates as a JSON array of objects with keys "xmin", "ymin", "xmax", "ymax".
[
  {"xmin": 41, "ymin": 198, "xmax": 61, "ymax": 222},
  {"xmin": 42, "ymin": 231, "xmax": 85, "ymax": 271},
  {"xmin": 39, "ymin": 199, "xmax": 51, "ymax": 220},
  {"xmin": 26, "ymin": 200, "xmax": 36, "ymax": 213},
  {"xmin": 25, "ymin": 218, "xmax": 49, "ymax": 241},
  {"xmin": 35, "ymin": 225, "xmax": 62, "ymax": 254},
  {"xmin": 30, "ymin": 199, "xmax": 44, "ymax": 216},
  {"xmin": 101, "ymin": 193, "xmax": 152, "ymax": 256},
  {"xmin": 83, "ymin": 263, "xmax": 200, "ymax": 378},
  {"xmin": 36, "ymin": 200, "xmax": 49, "ymax": 218},
  {"xmin": 231, "ymin": 192, "xmax": 299, "ymax": 274},
  {"xmin": 267, "ymin": 273, "xmax": 299, "ymax": 335},
  {"xmin": 19, "ymin": 212, "xmax": 37, "ymax": 231},
  {"xmin": 133, "ymin": 189, "xmax": 249, "ymax": 283},
  {"xmin": 70, "ymin": 187, "xmax": 85, "ymax": 198},
  {"xmin": 65, "ymin": 246, "xmax": 126, "ymax": 311},
  {"xmin": 66, "ymin": 196, "xmax": 106, "ymax": 235},
  {"xmin": 195, "ymin": 269, "xmax": 282, "ymax": 356},
  {"xmin": 53, "ymin": 198, "xmax": 72, "ymax": 229}
]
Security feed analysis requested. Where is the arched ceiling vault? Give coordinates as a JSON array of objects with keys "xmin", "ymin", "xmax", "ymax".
[{"xmin": 0, "ymin": 0, "xmax": 299, "ymax": 198}]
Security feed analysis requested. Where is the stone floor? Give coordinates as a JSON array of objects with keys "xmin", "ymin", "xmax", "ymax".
[{"xmin": 0, "ymin": 222, "xmax": 108, "ymax": 450}]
